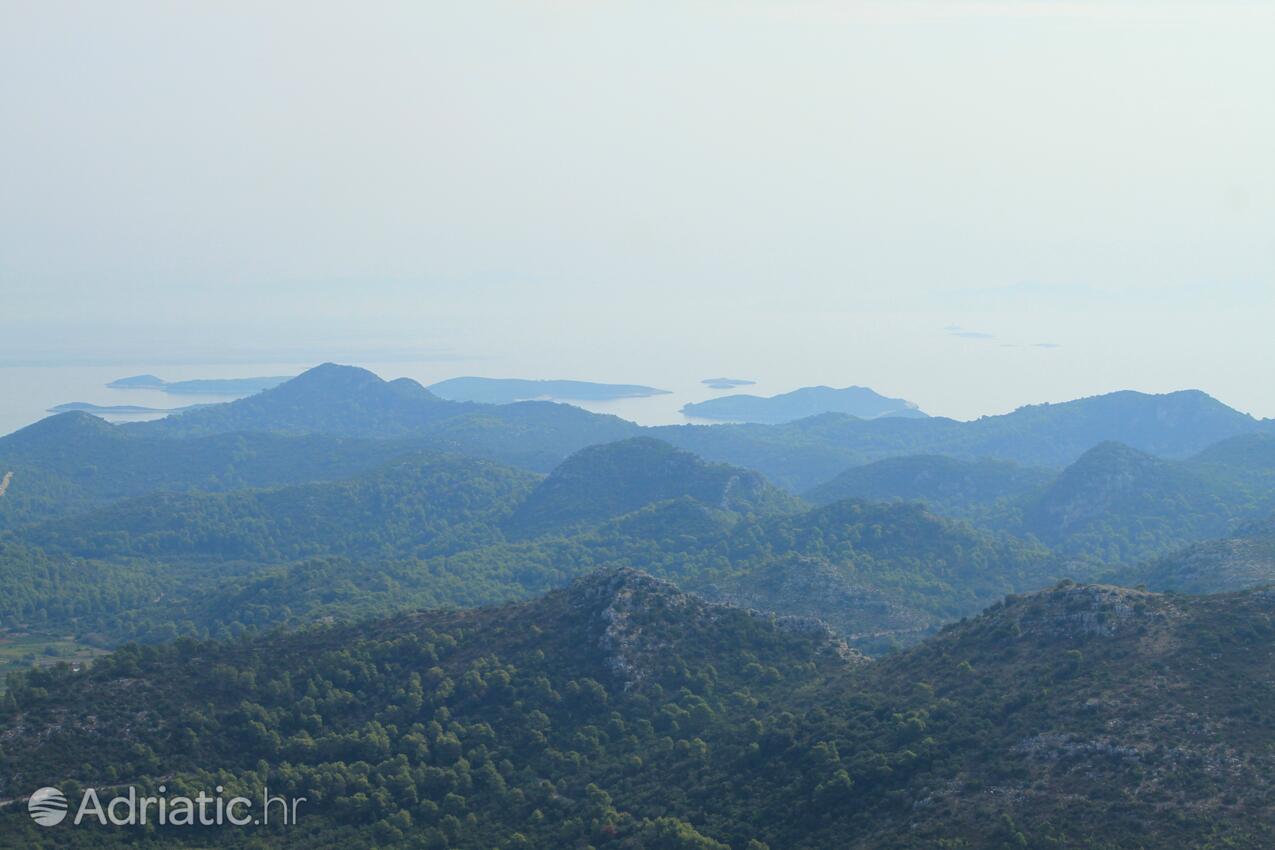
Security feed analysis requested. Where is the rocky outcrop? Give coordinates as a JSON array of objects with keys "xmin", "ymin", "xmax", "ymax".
[
  {"xmin": 569, "ymin": 567, "xmax": 864, "ymax": 689},
  {"xmin": 1006, "ymin": 583, "xmax": 1180, "ymax": 640},
  {"xmin": 1129, "ymin": 515, "xmax": 1275, "ymax": 594}
]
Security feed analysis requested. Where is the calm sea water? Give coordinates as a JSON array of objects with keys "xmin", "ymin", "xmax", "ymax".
[{"xmin": 0, "ymin": 362, "xmax": 759, "ymax": 437}]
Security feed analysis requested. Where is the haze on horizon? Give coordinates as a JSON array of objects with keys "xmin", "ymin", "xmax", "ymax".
[{"xmin": 2, "ymin": 0, "xmax": 1272, "ymax": 421}]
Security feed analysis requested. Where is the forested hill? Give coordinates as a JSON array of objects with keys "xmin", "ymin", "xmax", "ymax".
[
  {"xmin": 804, "ymin": 454, "xmax": 1053, "ymax": 517},
  {"xmin": 1116, "ymin": 512, "xmax": 1275, "ymax": 593},
  {"xmin": 1183, "ymin": 432, "xmax": 1275, "ymax": 490},
  {"xmin": 0, "ymin": 413, "xmax": 431, "ymax": 529},
  {"xmin": 0, "ymin": 446, "xmax": 1058, "ymax": 653},
  {"xmin": 505, "ymin": 437, "xmax": 801, "ymax": 537},
  {"xmin": 3, "ymin": 570, "xmax": 1274, "ymax": 848},
  {"xmin": 130, "ymin": 363, "xmax": 467, "ymax": 437},
  {"xmin": 6, "ymin": 365, "xmax": 1275, "ymax": 668},
  {"xmin": 804, "ymin": 440, "xmax": 1275, "ymax": 564},
  {"xmin": 1014, "ymin": 441, "xmax": 1255, "ymax": 562},
  {"xmin": 10, "ymin": 438, "xmax": 798, "ymax": 563},
  {"xmin": 126, "ymin": 363, "xmax": 642, "ymax": 468},
  {"xmin": 19, "ymin": 453, "xmax": 540, "ymax": 562},
  {"xmin": 659, "ymin": 388, "xmax": 1273, "ymax": 489}
]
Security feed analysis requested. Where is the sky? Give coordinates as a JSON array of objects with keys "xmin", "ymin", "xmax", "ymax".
[{"xmin": 2, "ymin": 0, "xmax": 1273, "ymax": 421}]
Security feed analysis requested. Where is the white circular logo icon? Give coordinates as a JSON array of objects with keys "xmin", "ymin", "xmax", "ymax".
[{"xmin": 28, "ymin": 786, "xmax": 68, "ymax": 826}]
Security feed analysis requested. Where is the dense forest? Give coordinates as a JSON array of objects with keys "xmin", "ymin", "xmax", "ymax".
[
  {"xmin": 5, "ymin": 365, "xmax": 1275, "ymax": 848},
  {"xmin": 4, "ymin": 569, "xmax": 1275, "ymax": 848}
]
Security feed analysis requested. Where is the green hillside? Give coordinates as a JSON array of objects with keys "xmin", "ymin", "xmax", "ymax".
[
  {"xmin": 129, "ymin": 364, "xmax": 642, "ymax": 470},
  {"xmin": 19, "ymin": 454, "xmax": 538, "ymax": 562},
  {"xmin": 804, "ymin": 454, "xmax": 1052, "ymax": 519},
  {"xmin": 805, "ymin": 441, "xmax": 1275, "ymax": 566},
  {"xmin": 1016, "ymin": 441, "xmax": 1254, "ymax": 563},
  {"xmin": 1, "ymin": 465, "xmax": 1055, "ymax": 653},
  {"xmin": 1116, "ymin": 513, "xmax": 1275, "ymax": 593},
  {"xmin": 4, "ymin": 570, "xmax": 1274, "ymax": 848},
  {"xmin": 0, "ymin": 413, "xmax": 428, "ymax": 530},
  {"xmin": 660, "ymin": 388, "xmax": 1273, "ymax": 490},
  {"xmin": 506, "ymin": 438, "xmax": 801, "ymax": 538}
]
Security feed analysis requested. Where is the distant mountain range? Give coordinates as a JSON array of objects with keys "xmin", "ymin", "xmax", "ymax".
[
  {"xmin": 7, "ymin": 363, "xmax": 1275, "ymax": 848},
  {"xmin": 13, "ymin": 364, "xmax": 1274, "ymax": 497},
  {"xmin": 667, "ymin": 387, "xmax": 1275, "ymax": 489},
  {"xmin": 12, "ymin": 382, "xmax": 1274, "ymax": 647},
  {"xmin": 106, "ymin": 374, "xmax": 292, "ymax": 394},
  {"xmin": 428, "ymin": 376, "xmax": 670, "ymax": 403},
  {"xmin": 682, "ymin": 384, "xmax": 928, "ymax": 424},
  {"xmin": 7, "ymin": 365, "xmax": 1275, "ymax": 623},
  {"xmin": 809, "ymin": 439, "xmax": 1275, "ymax": 564}
]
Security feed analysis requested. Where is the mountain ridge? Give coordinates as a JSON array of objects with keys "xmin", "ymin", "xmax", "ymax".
[
  {"xmin": 5, "ymin": 570, "xmax": 1275, "ymax": 848},
  {"xmin": 14, "ymin": 366, "xmax": 1270, "ymax": 494}
]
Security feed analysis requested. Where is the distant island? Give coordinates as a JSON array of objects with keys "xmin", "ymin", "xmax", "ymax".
[
  {"xmin": 47, "ymin": 402, "xmax": 208, "ymax": 415},
  {"xmin": 428, "ymin": 377, "xmax": 671, "ymax": 404},
  {"xmin": 682, "ymin": 385, "xmax": 928, "ymax": 424},
  {"xmin": 106, "ymin": 374, "xmax": 293, "ymax": 395},
  {"xmin": 701, "ymin": 377, "xmax": 756, "ymax": 389}
]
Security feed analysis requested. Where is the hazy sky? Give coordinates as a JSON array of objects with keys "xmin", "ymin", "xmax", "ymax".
[{"xmin": 2, "ymin": 1, "xmax": 1273, "ymax": 420}]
